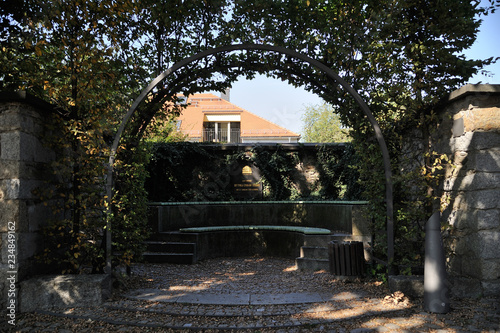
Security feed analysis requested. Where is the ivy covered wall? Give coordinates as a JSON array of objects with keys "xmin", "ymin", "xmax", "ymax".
[{"xmin": 145, "ymin": 142, "xmax": 363, "ymax": 203}]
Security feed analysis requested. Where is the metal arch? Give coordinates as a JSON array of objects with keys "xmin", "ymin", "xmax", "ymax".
[{"xmin": 105, "ymin": 43, "xmax": 394, "ymax": 274}]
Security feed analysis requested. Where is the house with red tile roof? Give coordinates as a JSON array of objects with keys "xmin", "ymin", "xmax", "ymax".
[{"xmin": 176, "ymin": 92, "xmax": 300, "ymax": 143}]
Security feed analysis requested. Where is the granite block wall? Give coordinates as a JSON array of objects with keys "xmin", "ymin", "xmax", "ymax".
[
  {"xmin": 0, "ymin": 92, "xmax": 58, "ymax": 314},
  {"xmin": 436, "ymin": 85, "xmax": 500, "ymax": 298}
]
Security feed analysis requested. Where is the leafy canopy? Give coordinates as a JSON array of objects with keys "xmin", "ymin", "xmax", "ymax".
[{"xmin": 301, "ymin": 103, "xmax": 351, "ymax": 143}]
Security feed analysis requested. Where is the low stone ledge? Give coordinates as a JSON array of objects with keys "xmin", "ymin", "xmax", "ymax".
[
  {"xmin": 388, "ymin": 275, "xmax": 424, "ymax": 298},
  {"xmin": 20, "ymin": 274, "xmax": 110, "ymax": 313}
]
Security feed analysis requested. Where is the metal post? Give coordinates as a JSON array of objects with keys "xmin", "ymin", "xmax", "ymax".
[
  {"xmin": 105, "ymin": 153, "xmax": 114, "ymax": 276},
  {"xmin": 424, "ymin": 212, "xmax": 450, "ymax": 313}
]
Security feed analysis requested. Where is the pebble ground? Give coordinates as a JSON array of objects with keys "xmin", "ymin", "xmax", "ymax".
[{"xmin": 6, "ymin": 257, "xmax": 500, "ymax": 332}]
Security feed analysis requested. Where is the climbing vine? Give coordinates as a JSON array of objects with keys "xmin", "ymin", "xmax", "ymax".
[
  {"xmin": 111, "ymin": 140, "xmax": 152, "ymax": 267},
  {"xmin": 349, "ymin": 110, "xmax": 455, "ymax": 275},
  {"xmin": 250, "ymin": 145, "xmax": 299, "ymax": 200},
  {"xmin": 35, "ymin": 114, "xmax": 110, "ymax": 274},
  {"xmin": 146, "ymin": 142, "xmax": 362, "ymax": 203}
]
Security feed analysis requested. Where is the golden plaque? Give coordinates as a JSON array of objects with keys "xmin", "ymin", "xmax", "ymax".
[{"xmin": 241, "ymin": 165, "xmax": 252, "ymax": 175}]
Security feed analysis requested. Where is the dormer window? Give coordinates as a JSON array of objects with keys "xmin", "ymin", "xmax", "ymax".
[{"xmin": 203, "ymin": 121, "xmax": 240, "ymax": 143}]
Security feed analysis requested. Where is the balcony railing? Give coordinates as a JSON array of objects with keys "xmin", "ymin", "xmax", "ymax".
[{"xmin": 203, "ymin": 129, "xmax": 241, "ymax": 143}]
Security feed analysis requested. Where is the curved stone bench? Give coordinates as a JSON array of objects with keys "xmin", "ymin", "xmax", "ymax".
[
  {"xmin": 176, "ymin": 225, "xmax": 332, "ymax": 261},
  {"xmin": 179, "ymin": 225, "xmax": 332, "ymax": 235}
]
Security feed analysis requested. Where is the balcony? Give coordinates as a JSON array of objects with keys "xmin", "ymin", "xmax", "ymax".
[{"xmin": 203, "ymin": 129, "xmax": 241, "ymax": 143}]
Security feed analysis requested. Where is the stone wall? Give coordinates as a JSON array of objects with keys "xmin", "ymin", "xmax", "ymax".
[
  {"xmin": 149, "ymin": 201, "xmax": 369, "ymax": 234},
  {"xmin": 435, "ymin": 84, "xmax": 500, "ymax": 298},
  {"xmin": 0, "ymin": 91, "xmax": 59, "ymax": 313}
]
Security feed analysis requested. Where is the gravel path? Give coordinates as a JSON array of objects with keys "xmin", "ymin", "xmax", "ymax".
[
  {"xmin": 127, "ymin": 257, "xmax": 379, "ymax": 295},
  {"xmin": 8, "ymin": 256, "xmax": 500, "ymax": 332}
]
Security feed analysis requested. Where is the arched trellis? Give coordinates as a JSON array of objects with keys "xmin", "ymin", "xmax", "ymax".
[{"xmin": 105, "ymin": 43, "xmax": 394, "ymax": 274}]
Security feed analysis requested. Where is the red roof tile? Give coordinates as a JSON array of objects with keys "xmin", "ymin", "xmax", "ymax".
[{"xmin": 177, "ymin": 93, "xmax": 300, "ymax": 140}]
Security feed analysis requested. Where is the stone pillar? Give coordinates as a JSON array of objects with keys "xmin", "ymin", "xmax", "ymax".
[
  {"xmin": 0, "ymin": 91, "xmax": 58, "ymax": 313},
  {"xmin": 436, "ymin": 84, "xmax": 500, "ymax": 298}
]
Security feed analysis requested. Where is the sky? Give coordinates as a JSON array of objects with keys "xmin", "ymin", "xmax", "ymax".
[{"xmin": 218, "ymin": 6, "xmax": 500, "ymax": 137}]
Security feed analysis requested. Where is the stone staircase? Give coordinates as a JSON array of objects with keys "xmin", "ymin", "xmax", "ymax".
[
  {"xmin": 142, "ymin": 232, "xmax": 198, "ymax": 264},
  {"xmin": 295, "ymin": 233, "xmax": 372, "ymax": 272},
  {"xmin": 295, "ymin": 234, "xmax": 331, "ymax": 271},
  {"xmin": 30, "ymin": 292, "xmax": 405, "ymax": 332},
  {"xmin": 143, "ymin": 231, "xmax": 371, "ymax": 270}
]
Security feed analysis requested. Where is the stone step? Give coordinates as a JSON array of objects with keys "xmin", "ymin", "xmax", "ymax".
[
  {"xmin": 388, "ymin": 275, "xmax": 424, "ymax": 298},
  {"xmin": 144, "ymin": 241, "xmax": 196, "ymax": 254},
  {"xmin": 300, "ymin": 246, "xmax": 328, "ymax": 259},
  {"xmin": 295, "ymin": 257, "xmax": 329, "ymax": 271},
  {"xmin": 142, "ymin": 252, "xmax": 196, "ymax": 264},
  {"xmin": 34, "ymin": 295, "xmax": 391, "ymax": 331},
  {"xmin": 303, "ymin": 234, "xmax": 331, "ymax": 247},
  {"xmin": 20, "ymin": 275, "xmax": 110, "ymax": 313}
]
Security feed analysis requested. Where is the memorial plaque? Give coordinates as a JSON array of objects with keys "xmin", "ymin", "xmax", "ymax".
[{"xmin": 230, "ymin": 162, "xmax": 262, "ymax": 200}]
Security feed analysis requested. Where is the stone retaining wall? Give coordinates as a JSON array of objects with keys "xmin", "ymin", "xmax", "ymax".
[
  {"xmin": 436, "ymin": 84, "xmax": 500, "ymax": 297},
  {"xmin": 0, "ymin": 92, "xmax": 59, "ymax": 313}
]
